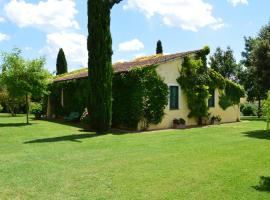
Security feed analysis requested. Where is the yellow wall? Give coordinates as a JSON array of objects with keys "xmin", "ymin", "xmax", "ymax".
[{"xmin": 143, "ymin": 57, "xmax": 240, "ymax": 130}]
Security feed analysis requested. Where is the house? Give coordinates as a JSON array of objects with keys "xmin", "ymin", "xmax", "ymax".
[{"xmin": 49, "ymin": 49, "xmax": 241, "ymax": 130}]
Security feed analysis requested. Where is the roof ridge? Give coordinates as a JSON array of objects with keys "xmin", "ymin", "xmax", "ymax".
[{"xmin": 54, "ymin": 49, "xmax": 202, "ymax": 82}]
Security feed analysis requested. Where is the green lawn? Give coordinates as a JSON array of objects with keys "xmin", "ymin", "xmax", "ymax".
[{"xmin": 1, "ymin": 114, "xmax": 270, "ymax": 200}]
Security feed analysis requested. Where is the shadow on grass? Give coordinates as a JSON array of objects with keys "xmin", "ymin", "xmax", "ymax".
[
  {"xmin": 24, "ymin": 133, "xmax": 99, "ymax": 144},
  {"xmin": 243, "ymin": 130, "xmax": 270, "ymax": 140},
  {"xmin": 0, "ymin": 123, "xmax": 31, "ymax": 127},
  {"xmin": 253, "ymin": 176, "xmax": 270, "ymax": 192},
  {"xmin": 241, "ymin": 116, "xmax": 266, "ymax": 121},
  {"xmin": 42, "ymin": 118, "xmax": 83, "ymax": 129},
  {"xmin": 24, "ymin": 128, "xmax": 139, "ymax": 144}
]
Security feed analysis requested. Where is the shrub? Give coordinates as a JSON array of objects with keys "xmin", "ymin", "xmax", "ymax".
[
  {"xmin": 30, "ymin": 102, "xmax": 43, "ymax": 119},
  {"xmin": 112, "ymin": 66, "xmax": 168, "ymax": 130},
  {"xmin": 240, "ymin": 102, "xmax": 257, "ymax": 116},
  {"xmin": 49, "ymin": 79, "xmax": 89, "ymax": 117},
  {"xmin": 0, "ymin": 104, "xmax": 3, "ymax": 113}
]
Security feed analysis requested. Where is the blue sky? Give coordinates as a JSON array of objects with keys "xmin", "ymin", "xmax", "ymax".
[{"xmin": 0, "ymin": 0, "xmax": 269, "ymax": 73}]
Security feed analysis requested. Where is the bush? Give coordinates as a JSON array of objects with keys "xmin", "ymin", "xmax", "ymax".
[
  {"xmin": 240, "ymin": 103, "xmax": 257, "ymax": 116},
  {"xmin": 30, "ymin": 102, "xmax": 43, "ymax": 119},
  {"xmin": 112, "ymin": 66, "xmax": 168, "ymax": 130},
  {"xmin": 0, "ymin": 104, "xmax": 3, "ymax": 113}
]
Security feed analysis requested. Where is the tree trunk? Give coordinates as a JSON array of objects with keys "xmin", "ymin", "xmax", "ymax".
[
  {"xmin": 87, "ymin": 0, "xmax": 113, "ymax": 133},
  {"xmin": 26, "ymin": 94, "xmax": 29, "ymax": 124},
  {"xmin": 258, "ymin": 98, "xmax": 262, "ymax": 118}
]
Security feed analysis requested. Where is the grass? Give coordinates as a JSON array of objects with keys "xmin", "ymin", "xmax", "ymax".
[{"xmin": 1, "ymin": 114, "xmax": 270, "ymax": 200}]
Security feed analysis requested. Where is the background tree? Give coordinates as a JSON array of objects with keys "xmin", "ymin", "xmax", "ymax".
[
  {"xmin": 241, "ymin": 22, "xmax": 270, "ymax": 116},
  {"xmin": 209, "ymin": 46, "xmax": 238, "ymax": 80},
  {"xmin": 1, "ymin": 48, "xmax": 52, "ymax": 124},
  {"xmin": 156, "ymin": 40, "xmax": 163, "ymax": 54},
  {"xmin": 0, "ymin": 85, "xmax": 24, "ymax": 116},
  {"xmin": 263, "ymin": 91, "xmax": 270, "ymax": 130},
  {"xmin": 56, "ymin": 48, "xmax": 68, "ymax": 75},
  {"xmin": 87, "ymin": 0, "xmax": 122, "ymax": 133}
]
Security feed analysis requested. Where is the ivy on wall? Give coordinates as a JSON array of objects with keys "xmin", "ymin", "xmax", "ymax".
[
  {"xmin": 112, "ymin": 66, "xmax": 168, "ymax": 130},
  {"xmin": 49, "ymin": 79, "xmax": 89, "ymax": 117},
  {"xmin": 177, "ymin": 46, "xmax": 245, "ymax": 124},
  {"xmin": 49, "ymin": 66, "xmax": 169, "ymax": 130}
]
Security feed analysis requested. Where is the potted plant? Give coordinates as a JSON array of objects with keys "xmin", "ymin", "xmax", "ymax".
[
  {"xmin": 30, "ymin": 102, "xmax": 43, "ymax": 120},
  {"xmin": 173, "ymin": 118, "xmax": 186, "ymax": 129},
  {"xmin": 210, "ymin": 115, "xmax": 221, "ymax": 125}
]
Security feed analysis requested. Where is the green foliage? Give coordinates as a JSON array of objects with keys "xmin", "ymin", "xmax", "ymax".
[
  {"xmin": 178, "ymin": 47, "xmax": 245, "ymax": 124},
  {"xmin": 1, "ymin": 48, "xmax": 52, "ymax": 98},
  {"xmin": 56, "ymin": 48, "xmax": 68, "ymax": 75},
  {"xmin": 156, "ymin": 40, "xmax": 163, "ymax": 54},
  {"xmin": 49, "ymin": 66, "xmax": 168, "ymax": 130},
  {"xmin": 0, "ymin": 104, "xmax": 3, "ymax": 112},
  {"xmin": 219, "ymin": 79, "xmax": 245, "ymax": 110},
  {"xmin": 0, "ymin": 86, "xmax": 25, "ymax": 115},
  {"xmin": 209, "ymin": 46, "xmax": 238, "ymax": 80},
  {"xmin": 0, "ymin": 48, "xmax": 52, "ymax": 122},
  {"xmin": 112, "ymin": 67, "xmax": 169, "ymax": 130},
  {"xmin": 49, "ymin": 79, "xmax": 89, "ymax": 117},
  {"xmin": 240, "ymin": 102, "xmax": 257, "ymax": 116},
  {"xmin": 263, "ymin": 91, "xmax": 270, "ymax": 129},
  {"xmin": 30, "ymin": 102, "xmax": 42, "ymax": 115},
  {"xmin": 177, "ymin": 56, "xmax": 210, "ymax": 122},
  {"xmin": 30, "ymin": 102, "xmax": 43, "ymax": 119},
  {"xmin": 87, "ymin": 0, "xmax": 122, "ymax": 133},
  {"xmin": 240, "ymin": 21, "xmax": 270, "ymax": 116}
]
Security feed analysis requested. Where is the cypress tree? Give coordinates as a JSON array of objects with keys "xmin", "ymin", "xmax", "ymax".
[
  {"xmin": 87, "ymin": 0, "xmax": 122, "ymax": 133},
  {"xmin": 56, "ymin": 48, "xmax": 68, "ymax": 75},
  {"xmin": 156, "ymin": 40, "xmax": 163, "ymax": 54}
]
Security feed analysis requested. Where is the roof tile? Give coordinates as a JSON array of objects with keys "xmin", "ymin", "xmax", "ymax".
[{"xmin": 54, "ymin": 49, "xmax": 201, "ymax": 82}]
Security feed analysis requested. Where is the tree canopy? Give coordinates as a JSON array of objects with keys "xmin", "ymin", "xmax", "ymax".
[
  {"xmin": 87, "ymin": 0, "xmax": 122, "ymax": 133},
  {"xmin": 209, "ymin": 47, "xmax": 238, "ymax": 81},
  {"xmin": 240, "ymin": 21, "xmax": 270, "ymax": 116},
  {"xmin": 56, "ymin": 48, "xmax": 68, "ymax": 75},
  {"xmin": 0, "ymin": 48, "xmax": 52, "ymax": 123},
  {"xmin": 156, "ymin": 40, "xmax": 163, "ymax": 54}
]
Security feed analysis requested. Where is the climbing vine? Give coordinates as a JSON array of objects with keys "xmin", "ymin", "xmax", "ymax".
[
  {"xmin": 49, "ymin": 66, "xmax": 168, "ymax": 130},
  {"xmin": 112, "ymin": 66, "xmax": 168, "ymax": 130},
  {"xmin": 177, "ymin": 46, "xmax": 245, "ymax": 124}
]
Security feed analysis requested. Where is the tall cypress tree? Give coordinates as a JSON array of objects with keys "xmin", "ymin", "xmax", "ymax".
[
  {"xmin": 56, "ymin": 48, "xmax": 68, "ymax": 75},
  {"xmin": 87, "ymin": 0, "xmax": 122, "ymax": 133},
  {"xmin": 156, "ymin": 40, "xmax": 163, "ymax": 54}
]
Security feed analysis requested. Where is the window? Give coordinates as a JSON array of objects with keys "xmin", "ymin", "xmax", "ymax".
[
  {"xmin": 208, "ymin": 89, "xmax": 215, "ymax": 108},
  {"xmin": 170, "ymin": 86, "xmax": 179, "ymax": 110}
]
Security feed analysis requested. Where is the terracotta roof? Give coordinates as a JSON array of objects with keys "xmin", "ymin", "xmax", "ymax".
[{"xmin": 54, "ymin": 49, "xmax": 201, "ymax": 82}]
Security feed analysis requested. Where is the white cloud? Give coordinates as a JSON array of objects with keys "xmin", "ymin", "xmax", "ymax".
[
  {"xmin": 4, "ymin": 0, "xmax": 79, "ymax": 31},
  {"xmin": 211, "ymin": 19, "xmax": 225, "ymax": 30},
  {"xmin": 114, "ymin": 59, "xmax": 127, "ymax": 63},
  {"xmin": 24, "ymin": 46, "xmax": 32, "ymax": 51},
  {"xmin": 123, "ymin": 0, "xmax": 224, "ymax": 31},
  {"xmin": 40, "ymin": 32, "xmax": 87, "ymax": 69},
  {"xmin": 118, "ymin": 39, "xmax": 144, "ymax": 52},
  {"xmin": 228, "ymin": 0, "xmax": 248, "ymax": 7},
  {"xmin": 0, "ymin": 17, "xmax": 6, "ymax": 23},
  {"xmin": 0, "ymin": 33, "xmax": 10, "ymax": 42}
]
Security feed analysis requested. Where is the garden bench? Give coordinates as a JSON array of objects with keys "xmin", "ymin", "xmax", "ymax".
[{"xmin": 64, "ymin": 112, "xmax": 80, "ymax": 122}]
